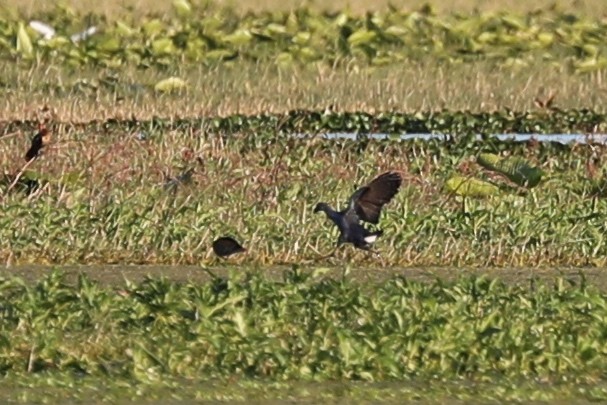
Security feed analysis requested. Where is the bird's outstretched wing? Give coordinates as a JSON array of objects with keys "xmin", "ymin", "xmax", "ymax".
[{"xmin": 348, "ymin": 171, "xmax": 402, "ymax": 224}]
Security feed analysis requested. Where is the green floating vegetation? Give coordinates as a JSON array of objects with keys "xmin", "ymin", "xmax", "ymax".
[
  {"xmin": 2, "ymin": 4, "xmax": 607, "ymax": 69},
  {"xmin": 1, "ymin": 109, "xmax": 605, "ymax": 136},
  {"xmin": 477, "ymin": 153, "xmax": 544, "ymax": 187},
  {"xmin": 445, "ymin": 175, "xmax": 499, "ymax": 197},
  {"xmin": 0, "ymin": 269, "xmax": 606, "ymax": 387}
]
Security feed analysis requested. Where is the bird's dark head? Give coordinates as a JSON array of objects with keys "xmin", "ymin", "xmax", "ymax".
[{"xmin": 313, "ymin": 202, "xmax": 329, "ymax": 213}]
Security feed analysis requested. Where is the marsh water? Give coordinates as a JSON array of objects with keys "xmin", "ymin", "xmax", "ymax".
[{"xmin": 296, "ymin": 132, "xmax": 607, "ymax": 144}]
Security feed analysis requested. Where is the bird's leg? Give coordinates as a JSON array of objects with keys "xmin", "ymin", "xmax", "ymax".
[
  {"xmin": 354, "ymin": 243, "xmax": 381, "ymax": 259},
  {"xmin": 310, "ymin": 240, "xmax": 340, "ymax": 261}
]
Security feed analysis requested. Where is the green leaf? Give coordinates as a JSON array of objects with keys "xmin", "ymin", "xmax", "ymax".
[
  {"xmin": 477, "ymin": 153, "xmax": 543, "ymax": 188},
  {"xmin": 143, "ymin": 19, "xmax": 164, "ymax": 37},
  {"xmin": 172, "ymin": 0, "xmax": 192, "ymax": 17},
  {"xmin": 347, "ymin": 29, "xmax": 377, "ymax": 47},
  {"xmin": 444, "ymin": 175, "xmax": 499, "ymax": 198},
  {"xmin": 17, "ymin": 22, "xmax": 33, "ymax": 58},
  {"xmin": 154, "ymin": 77, "xmax": 187, "ymax": 92},
  {"xmin": 223, "ymin": 30, "xmax": 253, "ymax": 46},
  {"xmin": 152, "ymin": 38, "xmax": 176, "ymax": 55}
]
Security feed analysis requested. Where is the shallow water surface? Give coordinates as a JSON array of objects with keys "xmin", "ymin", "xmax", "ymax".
[{"xmin": 296, "ymin": 132, "xmax": 607, "ymax": 144}]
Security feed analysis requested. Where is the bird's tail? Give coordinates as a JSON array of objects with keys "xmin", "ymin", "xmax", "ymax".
[
  {"xmin": 25, "ymin": 148, "xmax": 36, "ymax": 162},
  {"xmin": 363, "ymin": 229, "xmax": 383, "ymax": 244}
]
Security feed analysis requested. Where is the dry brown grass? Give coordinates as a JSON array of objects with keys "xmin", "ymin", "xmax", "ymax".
[
  {"xmin": 9, "ymin": 0, "xmax": 607, "ymax": 17},
  {"xmin": 1, "ymin": 116, "xmax": 607, "ymax": 267},
  {"xmin": 1, "ymin": 61, "xmax": 606, "ymax": 121}
]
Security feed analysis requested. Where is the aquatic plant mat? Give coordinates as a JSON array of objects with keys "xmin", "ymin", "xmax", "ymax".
[
  {"xmin": 3, "ymin": 2, "xmax": 607, "ymax": 119},
  {"xmin": 1, "ymin": 267, "xmax": 607, "ymax": 404}
]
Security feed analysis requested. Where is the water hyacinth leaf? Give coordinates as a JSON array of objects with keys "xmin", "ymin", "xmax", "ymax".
[
  {"xmin": 116, "ymin": 21, "xmax": 135, "ymax": 37},
  {"xmin": 1, "ymin": 8, "xmax": 607, "ymax": 69},
  {"xmin": 537, "ymin": 32, "xmax": 554, "ymax": 45},
  {"xmin": 0, "ymin": 269, "xmax": 603, "ymax": 400},
  {"xmin": 232, "ymin": 311, "xmax": 247, "ymax": 337},
  {"xmin": 223, "ymin": 30, "xmax": 253, "ymax": 46},
  {"xmin": 46, "ymin": 36, "xmax": 70, "ymax": 48},
  {"xmin": 154, "ymin": 77, "xmax": 187, "ymax": 92},
  {"xmin": 298, "ymin": 47, "xmax": 318, "ymax": 61},
  {"xmin": 444, "ymin": 175, "xmax": 499, "ymax": 198},
  {"xmin": 152, "ymin": 38, "xmax": 176, "ymax": 56},
  {"xmin": 575, "ymin": 57, "xmax": 607, "ymax": 73},
  {"xmin": 477, "ymin": 153, "xmax": 543, "ymax": 188},
  {"xmin": 172, "ymin": 0, "xmax": 192, "ymax": 17},
  {"xmin": 347, "ymin": 29, "xmax": 377, "ymax": 47},
  {"xmin": 17, "ymin": 22, "xmax": 34, "ymax": 58},
  {"xmin": 265, "ymin": 23, "xmax": 288, "ymax": 36},
  {"xmin": 143, "ymin": 19, "xmax": 164, "ymax": 37},
  {"xmin": 97, "ymin": 37, "xmax": 121, "ymax": 53},
  {"xmin": 204, "ymin": 49, "xmax": 237, "ymax": 62},
  {"xmin": 335, "ymin": 13, "xmax": 349, "ymax": 27},
  {"xmin": 292, "ymin": 32, "xmax": 311, "ymax": 45},
  {"xmin": 276, "ymin": 52, "xmax": 294, "ymax": 66}
]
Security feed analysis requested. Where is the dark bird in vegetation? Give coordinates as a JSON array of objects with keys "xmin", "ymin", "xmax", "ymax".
[
  {"xmin": 314, "ymin": 171, "xmax": 402, "ymax": 251},
  {"xmin": 25, "ymin": 124, "xmax": 51, "ymax": 162},
  {"xmin": 163, "ymin": 168, "xmax": 195, "ymax": 191},
  {"xmin": 212, "ymin": 237, "xmax": 246, "ymax": 258}
]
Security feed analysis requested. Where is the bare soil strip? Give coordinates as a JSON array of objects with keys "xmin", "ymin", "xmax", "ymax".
[{"xmin": 1, "ymin": 264, "xmax": 604, "ymax": 288}]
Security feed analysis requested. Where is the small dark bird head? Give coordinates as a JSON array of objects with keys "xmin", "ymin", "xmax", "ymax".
[
  {"xmin": 38, "ymin": 126, "xmax": 49, "ymax": 138},
  {"xmin": 212, "ymin": 237, "xmax": 246, "ymax": 258},
  {"xmin": 313, "ymin": 202, "xmax": 329, "ymax": 213}
]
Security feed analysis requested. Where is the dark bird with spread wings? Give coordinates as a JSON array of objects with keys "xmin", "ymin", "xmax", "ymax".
[{"xmin": 313, "ymin": 171, "xmax": 402, "ymax": 250}]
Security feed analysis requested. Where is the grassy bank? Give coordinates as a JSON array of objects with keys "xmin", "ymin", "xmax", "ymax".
[
  {"xmin": 1, "ymin": 115, "xmax": 607, "ymax": 267},
  {"xmin": 1, "ymin": 61, "xmax": 607, "ymax": 121}
]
